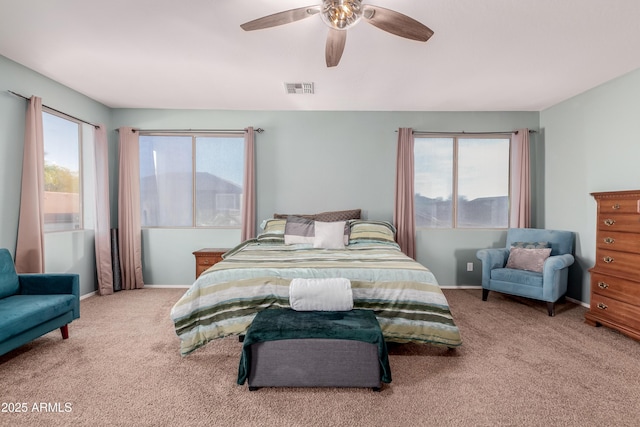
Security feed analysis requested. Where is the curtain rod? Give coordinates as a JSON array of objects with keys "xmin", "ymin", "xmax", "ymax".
[
  {"xmin": 117, "ymin": 128, "xmax": 264, "ymax": 134},
  {"xmin": 409, "ymin": 129, "xmax": 536, "ymax": 135},
  {"xmin": 8, "ymin": 90, "xmax": 100, "ymax": 129}
]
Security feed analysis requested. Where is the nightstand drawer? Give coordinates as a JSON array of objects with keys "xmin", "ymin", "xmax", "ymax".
[
  {"xmin": 193, "ymin": 248, "xmax": 229, "ymax": 279},
  {"xmin": 197, "ymin": 255, "xmax": 222, "ymax": 267}
]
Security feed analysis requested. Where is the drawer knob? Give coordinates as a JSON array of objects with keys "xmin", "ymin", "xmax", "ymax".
[
  {"xmin": 612, "ymin": 204, "xmax": 620, "ymax": 210},
  {"xmin": 598, "ymin": 282, "xmax": 609, "ymax": 289},
  {"xmin": 597, "ymin": 303, "xmax": 608, "ymax": 310},
  {"xmin": 603, "ymin": 237, "xmax": 615, "ymax": 244},
  {"xmin": 603, "ymin": 256, "xmax": 614, "ymax": 264},
  {"xmin": 603, "ymin": 219, "xmax": 616, "ymax": 226},
  {"xmin": 203, "ymin": 260, "xmax": 210, "ymax": 265}
]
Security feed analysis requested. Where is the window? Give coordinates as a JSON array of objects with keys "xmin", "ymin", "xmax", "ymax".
[
  {"xmin": 414, "ymin": 136, "xmax": 510, "ymax": 229},
  {"xmin": 139, "ymin": 134, "xmax": 244, "ymax": 228},
  {"xmin": 42, "ymin": 110, "xmax": 82, "ymax": 232}
]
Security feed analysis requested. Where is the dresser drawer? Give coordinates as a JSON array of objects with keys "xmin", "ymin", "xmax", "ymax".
[
  {"xmin": 589, "ymin": 190, "xmax": 640, "ymax": 341},
  {"xmin": 591, "ymin": 272, "xmax": 640, "ymax": 307},
  {"xmin": 597, "ymin": 213, "xmax": 640, "ymax": 233},
  {"xmin": 594, "ymin": 250, "xmax": 640, "ymax": 280},
  {"xmin": 589, "ymin": 293, "xmax": 640, "ymax": 332},
  {"xmin": 598, "ymin": 198, "xmax": 640, "ymax": 214},
  {"xmin": 596, "ymin": 230, "xmax": 640, "ymax": 254}
]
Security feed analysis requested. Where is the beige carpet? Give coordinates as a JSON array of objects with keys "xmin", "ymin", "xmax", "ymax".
[{"xmin": 1, "ymin": 288, "xmax": 639, "ymax": 427}]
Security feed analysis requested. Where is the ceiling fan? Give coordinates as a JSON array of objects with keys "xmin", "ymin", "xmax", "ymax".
[{"xmin": 240, "ymin": 0, "xmax": 434, "ymax": 67}]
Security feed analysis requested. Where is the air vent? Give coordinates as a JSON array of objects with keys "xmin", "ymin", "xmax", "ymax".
[{"xmin": 284, "ymin": 82, "xmax": 314, "ymax": 94}]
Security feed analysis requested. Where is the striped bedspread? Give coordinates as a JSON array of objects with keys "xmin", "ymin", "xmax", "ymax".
[{"xmin": 171, "ymin": 240, "xmax": 462, "ymax": 356}]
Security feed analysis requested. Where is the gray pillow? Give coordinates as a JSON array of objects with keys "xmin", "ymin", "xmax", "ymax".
[
  {"xmin": 505, "ymin": 247, "xmax": 551, "ymax": 273},
  {"xmin": 284, "ymin": 216, "xmax": 315, "ymax": 245}
]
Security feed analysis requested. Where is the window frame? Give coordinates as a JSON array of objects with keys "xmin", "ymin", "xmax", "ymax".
[
  {"xmin": 414, "ymin": 133, "xmax": 512, "ymax": 230},
  {"xmin": 42, "ymin": 107, "xmax": 84, "ymax": 233},
  {"xmin": 138, "ymin": 131, "xmax": 245, "ymax": 229}
]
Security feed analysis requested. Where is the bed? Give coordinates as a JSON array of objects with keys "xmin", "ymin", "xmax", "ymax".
[{"xmin": 171, "ymin": 214, "xmax": 462, "ymax": 356}]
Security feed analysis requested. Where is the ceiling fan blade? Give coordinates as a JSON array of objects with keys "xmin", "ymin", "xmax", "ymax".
[
  {"xmin": 240, "ymin": 6, "xmax": 321, "ymax": 31},
  {"xmin": 363, "ymin": 5, "xmax": 434, "ymax": 42},
  {"xmin": 325, "ymin": 28, "xmax": 347, "ymax": 67}
]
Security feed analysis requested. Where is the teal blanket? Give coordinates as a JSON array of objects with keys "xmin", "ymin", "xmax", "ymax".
[{"xmin": 237, "ymin": 309, "xmax": 392, "ymax": 385}]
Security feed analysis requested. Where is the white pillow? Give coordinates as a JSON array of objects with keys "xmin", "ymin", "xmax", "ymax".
[{"xmin": 313, "ymin": 221, "xmax": 346, "ymax": 249}]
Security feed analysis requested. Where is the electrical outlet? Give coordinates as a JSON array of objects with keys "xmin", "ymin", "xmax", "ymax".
[{"xmin": 466, "ymin": 262, "xmax": 474, "ymax": 272}]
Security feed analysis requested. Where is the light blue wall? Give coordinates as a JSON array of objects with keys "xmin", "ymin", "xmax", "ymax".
[
  {"xmin": 0, "ymin": 55, "xmax": 112, "ymax": 296},
  {"xmin": 113, "ymin": 109, "xmax": 539, "ymax": 286},
  {"xmin": 540, "ymin": 68, "xmax": 640, "ymax": 303}
]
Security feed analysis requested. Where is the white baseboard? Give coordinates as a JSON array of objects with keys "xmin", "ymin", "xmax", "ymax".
[
  {"xmin": 144, "ymin": 284, "xmax": 190, "ymax": 289},
  {"xmin": 566, "ymin": 296, "xmax": 589, "ymax": 308},
  {"xmin": 439, "ymin": 285, "xmax": 482, "ymax": 289},
  {"xmin": 80, "ymin": 291, "xmax": 96, "ymax": 300},
  {"xmin": 80, "ymin": 285, "xmax": 188, "ymax": 300}
]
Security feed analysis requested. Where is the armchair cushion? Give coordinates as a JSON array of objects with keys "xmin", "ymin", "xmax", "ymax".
[{"xmin": 492, "ymin": 268, "xmax": 543, "ymax": 288}]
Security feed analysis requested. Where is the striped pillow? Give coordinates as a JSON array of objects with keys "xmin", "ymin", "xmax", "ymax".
[
  {"xmin": 256, "ymin": 218, "xmax": 286, "ymax": 243},
  {"xmin": 348, "ymin": 220, "xmax": 396, "ymax": 245}
]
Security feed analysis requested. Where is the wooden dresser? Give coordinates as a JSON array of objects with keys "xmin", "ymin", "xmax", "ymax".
[
  {"xmin": 193, "ymin": 248, "xmax": 228, "ymax": 279},
  {"xmin": 585, "ymin": 190, "xmax": 640, "ymax": 341}
]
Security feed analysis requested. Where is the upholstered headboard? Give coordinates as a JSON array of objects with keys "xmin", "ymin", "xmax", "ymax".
[{"xmin": 273, "ymin": 209, "xmax": 361, "ymax": 222}]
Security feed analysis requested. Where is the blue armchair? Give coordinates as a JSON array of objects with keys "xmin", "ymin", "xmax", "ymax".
[{"xmin": 476, "ymin": 228, "xmax": 575, "ymax": 316}]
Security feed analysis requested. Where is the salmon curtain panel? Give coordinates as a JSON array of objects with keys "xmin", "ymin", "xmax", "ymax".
[
  {"xmin": 510, "ymin": 129, "xmax": 531, "ymax": 228},
  {"xmin": 15, "ymin": 96, "xmax": 45, "ymax": 273},
  {"xmin": 394, "ymin": 128, "xmax": 416, "ymax": 259},
  {"xmin": 118, "ymin": 127, "xmax": 144, "ymax": 290},
  {"xmin": 241, "ymin": 127, "xmax": 256, "ymax": 242},
  {"xmin": 94, "ymin": 125, "xmax": 114, "ymax": 295}
]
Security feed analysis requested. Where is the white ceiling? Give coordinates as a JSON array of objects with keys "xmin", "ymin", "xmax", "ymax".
[{"xmin": 1, "ymin": 0, "xmax": 639, "ymax": 112}]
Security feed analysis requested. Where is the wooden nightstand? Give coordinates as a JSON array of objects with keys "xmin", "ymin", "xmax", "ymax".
[{"xmin": 193, "ymin": 248, "xmax": 229, "ymax": 279}]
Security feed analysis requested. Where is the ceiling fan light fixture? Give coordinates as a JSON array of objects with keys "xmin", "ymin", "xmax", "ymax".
[
  {"xmin": 240, "ymin": 1, "xmax": 434, "ymax": 68},
  {"xmin": 320, "ymin": 0, "xmax": 363, "ymax": 30}
]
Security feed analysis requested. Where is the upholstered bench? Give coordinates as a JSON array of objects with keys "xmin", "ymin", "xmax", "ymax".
[{"xmin": 237, "ymin": 309, "xmax": 391, "ymax": 391}]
